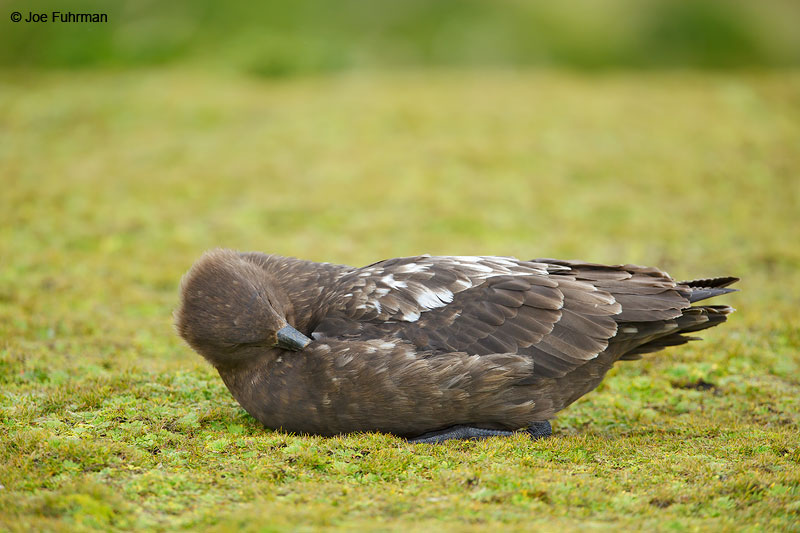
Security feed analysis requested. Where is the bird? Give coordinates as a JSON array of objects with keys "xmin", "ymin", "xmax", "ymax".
[{"xmin": 175, "ymin": 249, "xmax": 737, "ymax": 443}]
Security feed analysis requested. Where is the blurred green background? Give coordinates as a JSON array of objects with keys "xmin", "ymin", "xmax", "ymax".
[{"xmin": 3, "ymin": 0, "xmax": 800, "ymax": 74}]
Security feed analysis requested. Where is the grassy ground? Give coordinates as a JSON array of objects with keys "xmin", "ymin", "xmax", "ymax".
[{"xmin": 1, "ymin": 69, "xmax": 799, "ymax": 531}]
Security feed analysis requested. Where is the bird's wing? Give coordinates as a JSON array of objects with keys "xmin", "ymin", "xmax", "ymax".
[
  {"xmin": 314, "ymin": 255, "xmax": 690, "ymax": 378},
  {"xmin": 533, "ymin": 259, "xmax": 691, "ymax": 321},
  {"xmin": 321, "ymin": 255, "xmax": 565, "ymax": 322}
]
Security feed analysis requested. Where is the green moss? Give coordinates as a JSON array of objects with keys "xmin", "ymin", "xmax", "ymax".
[{"xmin": 0, "ymin": 69, "xmax": 798, "ymax": 531}]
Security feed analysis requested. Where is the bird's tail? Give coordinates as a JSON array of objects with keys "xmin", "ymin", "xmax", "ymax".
[
  {"xmin": 617, "ymin": 276, "xmax": 738, "ymax": 359},
  {"xmin": 620, "ymin": 304, "xmax": 735, "ymax": 358},
  {"xmin": 680, "ymin": 276, "xmax": 739, "ymax": 303}
]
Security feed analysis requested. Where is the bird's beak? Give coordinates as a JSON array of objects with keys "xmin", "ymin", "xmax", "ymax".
[{"xmin": 275, "ymin": 325, "xmax": 312, "ymax": 351}]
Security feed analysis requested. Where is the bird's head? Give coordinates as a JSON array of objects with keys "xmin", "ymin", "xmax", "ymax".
[{"xmin": 174, "ymin": 249, "xmax": 311, "ymax": 366}]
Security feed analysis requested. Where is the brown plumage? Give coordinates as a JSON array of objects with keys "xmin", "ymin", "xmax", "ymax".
[{"xmin": 175, "ymin": 249, "xmax": 737, "ymax": 440}]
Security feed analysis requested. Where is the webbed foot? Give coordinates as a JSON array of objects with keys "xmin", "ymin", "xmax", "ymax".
[
  {"xmin": 407, "ymin": 421, "xmax": 552, "ymax": 444},
  {"xmin": 408, "ymin": 425, "xmax": 514, "ymax": 444},
  {"xmin": 527, "ymin": 420, "xmax": 552, "ymax": 440}
]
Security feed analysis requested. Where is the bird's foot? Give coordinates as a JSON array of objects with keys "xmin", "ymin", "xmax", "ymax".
[
  {"xmin": 527, "ymin": 420, "xmax": 552, "ymax": 440},
  {"xmin": 408, "ymin": 425, "xmax": 514, "ymax": 444},
  {"xmin": 408, "ymin": 421, "xmax": 552, "ymax": 444}
]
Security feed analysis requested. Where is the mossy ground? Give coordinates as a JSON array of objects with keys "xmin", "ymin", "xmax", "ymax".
[{"xmin": 1, "ymin": 70, "xmax": 798, "ymax": 531}]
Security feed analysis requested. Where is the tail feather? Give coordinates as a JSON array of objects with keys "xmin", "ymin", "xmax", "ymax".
[
  {"xmin": 679, "ymin": 276, "xmax": 740, "ymax": 303},
  {"xmin": 624, "ymin": 334, "xmax": 698, "ymax": 356},
  {"xmin": 620, "ymin": 304, "xmax": 734, "ymax": 357},
  {"xmin": 680, "ymin": 276, "xmax": 739, "ymax": 288},
  {"xmin": 677, "ymin": 305, "xmax": 733, "ymax": 332},
  {"xmin": 687, "ymin": 287, "xmax": 738, "ymax": 303}
]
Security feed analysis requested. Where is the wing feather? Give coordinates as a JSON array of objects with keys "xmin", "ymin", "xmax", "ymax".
[
  {"xmin": 313, "ymin": 255, "xmax": 695, "ymax": 380},
  {"xmin": 314, "ymin": 256, "xmax": 620, "ymax": 378}
]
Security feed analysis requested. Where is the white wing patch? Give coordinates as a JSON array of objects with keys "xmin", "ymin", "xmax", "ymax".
[
  {"xmin": 448, "ymin": 256, "xmax": 554, "ymax": 279},
  {"xmin": 401, "ymin": 309, "xmax": 421, "ymax": 322},
  {"xmin": 381, "ymin": 274, "xmax": 408, "ymax": 290},
  {"xmin": 452, "ymin": 278, "xmax": 473, "ymax": 291},
  {"xmin": 392, "ymin": 262, "xmax": 430, "ymax": 274},
  {"xmin": 340, "ymin": 255, "xmax": 569, "ymax": 324},
  {"xmin": 411, "ymin": 284, "xmax": 454, "ymax": 310}
]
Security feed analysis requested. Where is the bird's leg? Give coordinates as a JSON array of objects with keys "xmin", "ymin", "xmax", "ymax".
[
  {"xmin": 408, "ymin": 421, "xmax": 552, "ymax": 444},
  {"xmin": 408, "ymin": 425, "xmax": 515, "ymax": 444}
]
